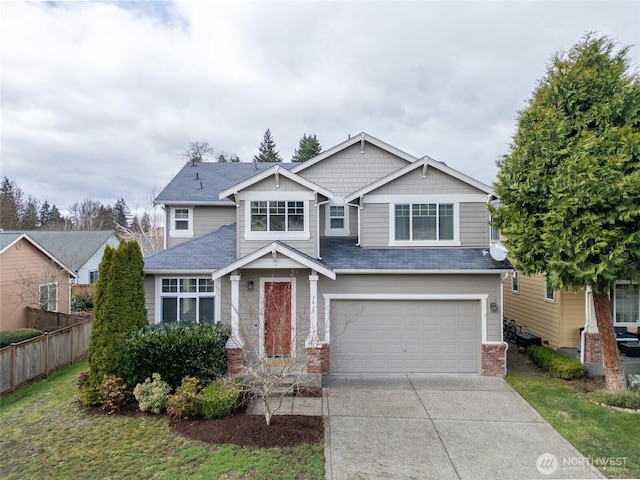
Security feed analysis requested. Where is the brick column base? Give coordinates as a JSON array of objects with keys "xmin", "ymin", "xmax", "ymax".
[
  {"xmin": 481, "ymin": 343, "xmax": 507, "ymax": 376},
  {"xmin": 307, "ymin": 344, "xmax": 330, "ymax": 374},
  {"xmin": 584, "ymin": 332, "xmax": 602, "ymax": 365},
  {"xmin": 226, "ymin": 348, "xmax": 244, "ymax": 376}
]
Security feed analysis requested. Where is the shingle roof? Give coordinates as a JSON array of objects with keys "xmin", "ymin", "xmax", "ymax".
[
  {"xmin": 144, "ymin": 224, "xmax": 237, "ymax": 272},
  {"xmin": 320, "ymin": 237, "xmax": 512, "ymax": 271},
  {"xmin": 0, "ymin": 232, "xmax": 23, "ymax": 252},
  {"xmin": 154, "ymin": 162, "xmax": 296, "ymax": 205},
  {"xmin": 1, "ymin": 230, "xmax": 116, "ymax": 270}
]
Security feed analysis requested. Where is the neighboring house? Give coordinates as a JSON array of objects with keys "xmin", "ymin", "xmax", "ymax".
[
  {"xmin": 8, "ymin": 230, "xmax": 120, "ymax": 285},
  {"xmin": 0, "ymin": 232, "xmax": 77, "ymax": 330},
  {"xmin": 145, "ymin": 133, "xmax": 512, "ymax": 376},
  {"xmin": 503, "ymin": 271, "xmax": 639, "ymax": 372}
]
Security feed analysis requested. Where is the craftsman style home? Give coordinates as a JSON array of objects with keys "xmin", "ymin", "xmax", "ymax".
[{"xmin": 144, "ymin": 133, "xmax": 512, "ymax": 376}]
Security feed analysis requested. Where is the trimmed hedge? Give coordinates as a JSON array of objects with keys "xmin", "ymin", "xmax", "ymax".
[
  {"xmin": 121, "ymin": 322, "xmax": 230, "ymax": 389},
  {"xmin": 0, "ymin": 328, "xmax": 43, "ymax": 348},
  {"xmin": 527, "ymin": 345, "xmax": 586, "ymax": 379},
  {"xmin": 588, "ymin": 389, "xmax": 640, "ymax": 410},
  {"xmin": 196, "ymin": 378, "xmax": 243, "ymax": 419}
]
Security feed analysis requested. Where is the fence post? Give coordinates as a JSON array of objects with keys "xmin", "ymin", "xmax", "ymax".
[
  {"xmin": 71, "ymin": 323, "xmax": 76, "ymax": 363},
  {"xmin": 10, "ymin": 345, "xmax": 16, "ymax": 393},
  {"xmin": 44, "ymin": 332, "xmax": 49, "ymax": 377}
]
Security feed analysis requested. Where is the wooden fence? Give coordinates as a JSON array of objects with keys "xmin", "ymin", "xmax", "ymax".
[
  {"xmin": 26, "ymin": 307, "xmax": 89, "ymax": 330},
  {"xmin": 0, "ymin": 318, "xmax": 92, "ymax": 396}
]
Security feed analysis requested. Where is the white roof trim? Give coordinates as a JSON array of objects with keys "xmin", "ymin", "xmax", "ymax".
[
  {"xmin": 219, "ymin": 164, "xmax": 334, "ymax": 200},
  {"xmin": 211, "ymin": 242, "xmax": 336, "ymax": 280},
  {"xmin": 345, "ymin": 156, "xmax": 494, "ymax": 203},
  {"xmin": 1, "ymin": 233, "xmax": 78, "ymax": 278},
  {"xmin": 291, "ymin": 132, "xmax": 418, "ymax": 173}
]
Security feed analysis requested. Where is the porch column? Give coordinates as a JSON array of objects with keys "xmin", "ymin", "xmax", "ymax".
[
  {"xmin": 305, "ymin": 272, "xmax": 320, "ymax": 347},
  {"xmin": 226, "ymin": 274, "xmax": 244, "ymax": 348}
]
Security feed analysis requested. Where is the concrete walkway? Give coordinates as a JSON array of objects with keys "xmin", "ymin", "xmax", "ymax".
[{"xmin": 323, "ymin": 374, "xmax": 604, "ymax": 480}]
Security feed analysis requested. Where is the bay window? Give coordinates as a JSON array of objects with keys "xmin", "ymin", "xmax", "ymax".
[{"xmin": 160, "ymin": 278, "xmax": 215, "ymax": 324}]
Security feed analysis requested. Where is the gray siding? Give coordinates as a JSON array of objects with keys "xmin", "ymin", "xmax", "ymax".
[
  {"xmin": 249, "ymin": 176, "xmax": 310, "ymax": 192},
  {"xmin": 373, "ymin": 166, "xmax": 483, "ymax": 195},
  {"xmin": 144, "ymin": 275, "xmax": 155, "ymax": 324},
  {"xmin": 360, "ymin": 203, "xmax": 388, "ymax": 247},
  {"xmin": 317, "ymin": 273, "xmax": 503, "ymax": 342},
  {"xmin": 297, "ymin": 143, "xmax": 409, "ymax": 196},
  {"xmin": 460, "ymin": 203, "xmax": 489, "ymax": 247},
  {"xmin": 167, "ymin": 205, "xmax": 236, "ymax": 248},
  {"xmin": 76, "ymin": 237, "xmax": 119, "ymax": 284}
]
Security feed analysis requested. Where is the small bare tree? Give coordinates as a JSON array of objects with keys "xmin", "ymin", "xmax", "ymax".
[{"xmin": 182, "ymin": 141, "xmax": 214, "ymax": 165}]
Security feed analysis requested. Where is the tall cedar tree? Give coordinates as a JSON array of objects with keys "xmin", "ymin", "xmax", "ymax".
[
  {"xmin": 88, "ymin": 240, "xmax": 147, "ymax": 384},
  {"xmin": 253, "ymin": 129, "xmax": 283, "ymax": 162},
  {"xmin": 291, "ymin": 134, "xmax": 321, "ymax": 162},
  {"xmin": 491, "ymin": 35, "xmax": 640, "ymax": 391}
]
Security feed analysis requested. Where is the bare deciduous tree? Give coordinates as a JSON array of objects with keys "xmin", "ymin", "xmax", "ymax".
[{"xmin": 116, "ymin": 189, "xmax": 164, "ymax": 257}]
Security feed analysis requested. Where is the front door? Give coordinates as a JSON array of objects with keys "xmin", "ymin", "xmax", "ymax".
[{"xmin": 264, "ymin": 281, "xmax": 292, "ymax": 357}]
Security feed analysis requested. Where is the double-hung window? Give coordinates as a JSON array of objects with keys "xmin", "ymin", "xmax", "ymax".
[
  {"xmin": 511, "ymin": 271, "xmax": 519, "ymax": 293},
  {"xmin": 394, "ymin": 203, "xmax": 454, "ymax": 242},
  {"xmin": 160, "ymin": 278, "xmax": 216, "ymax": 324},
  {"xmin": 170, "ymin": 208, "xmax": 193, "ymax": 237},
  {"xmin": 544, "ymin": 275, "xmax": 555, "ymax": 303},
  {"xmin": 39, "ymin": 283, "xmax": 58, "ymax": 311},
  {"xmin": 613, "ymin": 283, "xmax": 639, "ymax": 324},
  {"xmin": 250, "ymin": 201, "xmax": 304, "ymax": 232}
]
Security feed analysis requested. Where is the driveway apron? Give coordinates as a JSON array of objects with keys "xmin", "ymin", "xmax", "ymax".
[{"xmin": 323, "ymin": 374, "xmax": 604, "ymax": 480}]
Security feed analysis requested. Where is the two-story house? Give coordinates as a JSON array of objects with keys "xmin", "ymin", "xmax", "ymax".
[{"xmin": 144, "ymin": 133, "xmax": 512, "ymax": 376}]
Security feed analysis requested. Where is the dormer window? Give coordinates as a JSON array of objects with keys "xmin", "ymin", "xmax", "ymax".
[{"xmin": 170, "ymin": 207, "xmax": 193, "ymax": 238}]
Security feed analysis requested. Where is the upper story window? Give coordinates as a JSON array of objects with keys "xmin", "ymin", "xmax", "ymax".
[
  {"xmin": 39, "ymin": 283, "xmax": 58, "ymax": 311},
  {"xmin": 613, "ymin": 282, "xmax": 639, "ymax": 324},
  {"xmin": 392, "ymin": 203, "xmax": 456, "ymax": 245},
  {"xmin": 325, "ymin": 200, "xmax": 349, "ymax": 236},
  {"xmin": 170, "ymin": 207, "xmax": 193, "ymax": 238},
  {"xmin": 160, "ymin": 277, "xmax": 216, "ymax": 324},
  {"xmin": 330, "ymin": 206, "xmax": 345, "ymax": 229},
  {"xmin": 250, "ymin": 201, "xmax": 304, "ymax": 232},
  {"xmin": 89, "ymin": 270, "xmax": 99, "ymax": 284}
]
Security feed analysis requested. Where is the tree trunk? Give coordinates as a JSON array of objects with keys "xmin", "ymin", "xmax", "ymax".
[{"xmin": 592, "ymin": 285, "xmax": 627, "ymax": 391}]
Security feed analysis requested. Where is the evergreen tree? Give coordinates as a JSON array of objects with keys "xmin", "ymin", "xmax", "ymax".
[
  {"xmin": 0, "ymin": 177, "xmax": 24, "ymax": 229},
  {"xmin": 49, "ymin": 205, "xmax": 64, "ymax": 228},
  {"xmin": 491, "ymin": 35, "xmax": 640, "ymax": 391},
  {"xmin": 40, "ymin": 200, "xmax": 52, "ymax": 227},
  {"xmin": 292, "ymin": 134, "xmax": 321, "ymax": 162},
  {"xmin": 253, "ymin": 129, "xmax": 283, "ymax": 162},
  {"xmin": 113, "ymin": 198, "xmax": 131, "ymax": 228},
  {"xmin": 88, "ymin": 240, "xmax": 147, "ymax": 383},
  {"xmin": 21, "ymin": 195, "xmax": 40, "ymax": 229}
]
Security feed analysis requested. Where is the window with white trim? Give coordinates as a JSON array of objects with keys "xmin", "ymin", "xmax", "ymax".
[
  {"xmin": 39, "ymin": 283, "xmax": 58, "ymax": 311},
  {"xmin": 511, "ymin": 271, "xmax": 519, "ymax": 293},
  {"xmin": 170, "ymin": 208, "xmax": 193, "ymax": 237},
  {"xmin": 613, "ymin": 283, "xmax": 639, "ymax": 324},
  {"xmin": 250, "ymin": 201, "xmax": 304, "ymax": 232},
  {"xmin": 394, "ymin": 203, "xmax": 454, "ymax": 241},
  {"xmin": 544, "ymin": 276, "xmax": 555, "ymax": 303},
  {"xmin": 329, "ymin": 206, "xmax": 345, "ymax": 229},
  {"xmin": 160, "ymin": 278, "xmax": 215, "ymax": 324},
  {"xmin": 89, "ymin": 270, "xmax": 99, "ymax": 284}
]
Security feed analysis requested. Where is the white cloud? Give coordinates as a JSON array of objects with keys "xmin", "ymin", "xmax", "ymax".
[{"xmin": 1, "ymin": 1, "xmax": 638, "ymax": 211}]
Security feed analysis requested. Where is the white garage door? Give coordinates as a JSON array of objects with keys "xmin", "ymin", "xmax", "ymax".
[{"xmin": 330, "ymin": 299, "xmax": 480, "ymax": 373}]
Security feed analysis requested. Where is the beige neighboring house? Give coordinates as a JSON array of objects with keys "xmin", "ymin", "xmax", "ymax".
[{"xmin": 0, "ymin": 232, "xmax": 77, "ymax": 331}]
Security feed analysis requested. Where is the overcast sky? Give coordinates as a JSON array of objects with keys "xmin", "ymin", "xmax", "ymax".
[{"xmin": 1, "ymin": 1, "xmax": 639, "ymax": 213}]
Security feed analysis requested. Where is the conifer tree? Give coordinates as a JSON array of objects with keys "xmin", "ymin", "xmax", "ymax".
[
  {"xmin": 292, "ymin": 134, "xmax": 321, "ymax": 162},
  {"xmin": 253, "ymin": 129, "xmax": 283, "ymax": 162}
]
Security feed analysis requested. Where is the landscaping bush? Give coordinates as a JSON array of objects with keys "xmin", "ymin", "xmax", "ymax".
[
  {"xmin": 166, "ymin": 376, "xmax": 200, "ymax": 419},
  {"xmin": 98, "ymin": 375, "xmax": 130, "ymax": 413},
  {"xmin": 133, "ymin": 373, "xmax": 171, "ymax": 414},
  {"xmin": 77, "ymin": 369, "xmax": 100, "ymax": 407},
  {"xmin": 0, "ymin": 328, "xmax": 43, "ymax": 348},
  {"xmin": 588, "ymin": 389, "xmax": 640, "ymax": 410},
  {"xmin": 628, "ymin": 374, "xmax": 640, "ymax": 392},
  {"xmin": 527, "ymin": 345, "xmax": 586, "ymax": 379},
  {"xmin": 121, "ymin": 322, "xmax": 230, "ymax": 389},
  {"xmin": 71, "ymin": 294, "xmax": 87, "ymax": 312},
  {"xmin": 196, "ymin": 378, "xmax": 243, "ymax": 419}
]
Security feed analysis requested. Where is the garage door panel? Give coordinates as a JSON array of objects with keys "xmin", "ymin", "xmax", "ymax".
[{"xmin": 331, "ymin": 300, "xmax": 479, "ymax": 373}]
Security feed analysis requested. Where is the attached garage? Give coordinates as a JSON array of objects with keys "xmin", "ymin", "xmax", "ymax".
[{"xmin": 329, "ymin": 298, "xmax": 481, "ymax": 374}]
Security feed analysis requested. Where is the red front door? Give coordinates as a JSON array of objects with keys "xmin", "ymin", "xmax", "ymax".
[{"xmin": 264, "ymin": 282, "xmax": 292, "ymax": 356}]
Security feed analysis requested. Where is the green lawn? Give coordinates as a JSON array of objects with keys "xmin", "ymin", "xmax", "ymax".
[
  {"xmin": 0, "ymin": 361, "xmax": 324, "ymax": 479},
  {"xmin": 505, "ymin": 346, "xmax": 639, "ymax": 479}
]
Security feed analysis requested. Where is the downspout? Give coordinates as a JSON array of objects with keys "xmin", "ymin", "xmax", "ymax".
[
  {"xmin": 501, "ymin": 271, "xmax": 510, "ymax": 354},
  {"xmin": 315, "ymin": 195, "xmax": 331, "ymax": 260},
  {"xmin": 346, "ymin": 198, "xmax": 363, "ymax": 246},
  {"xmin": 580, "ymin": 285, "xmax": 592, "ymax": 364},
  {"xmin": 159, "ymin": 204, "xmax": 167, "ymax": 250}
]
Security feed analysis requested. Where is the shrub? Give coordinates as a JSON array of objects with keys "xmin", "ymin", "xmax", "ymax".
[
  {"xmin": 0, "ymin": 328, "xmax": 43, "ymax": 348},
  {"xmin": 71, "ymin": 295, "xmax": 87, "ymax": 312},
  {"xmin": 121, "ymin": 322, "xmax": 230, "ymax": 389},
  {"xmin": 527, "ymin": 345, "xmax": 586, "ymax": 379},
  {"xmin": 166, "ymin": 376, "xmax": 200, "ymax": 419},
  {"xmin": 133, "ymin": 373, "xmax": 171, "ymax": 414},
  {"xmin": 627, "ymin": 374, "xmax": 640, "ymax": 392},
  {"xmin": 77, "ymin": 369, "xmax": 100, "ymax": 407},
  {"xmin": 98, "ymin": 375, "xmax": 130, "ymax": 413},
  {"xmin": 196, "ymin": 378, "xmax": 242, "ymax": 419},
  {"xmin": 588, "ymin": 389, "xmax": 640, "ymax": 410}
]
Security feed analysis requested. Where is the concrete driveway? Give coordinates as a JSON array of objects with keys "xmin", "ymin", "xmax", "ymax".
[{"xmin": 323, "ymin": 374, "xmax": 604, "ymax": 480}]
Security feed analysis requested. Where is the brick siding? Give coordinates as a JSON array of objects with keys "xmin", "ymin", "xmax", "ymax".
[{"xmin": 481, "ymin": 343, "xmax": 506, "ymax": 376}]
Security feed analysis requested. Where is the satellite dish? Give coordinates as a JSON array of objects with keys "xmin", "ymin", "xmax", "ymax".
[{"xmin": 489, "ymin": 243, "xmax": 508, "ymax": 262}]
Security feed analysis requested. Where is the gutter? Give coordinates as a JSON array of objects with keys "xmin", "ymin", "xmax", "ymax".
[{"xmin": 315, "ymin": 197, "xmax": 331, "ymax": 259}]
